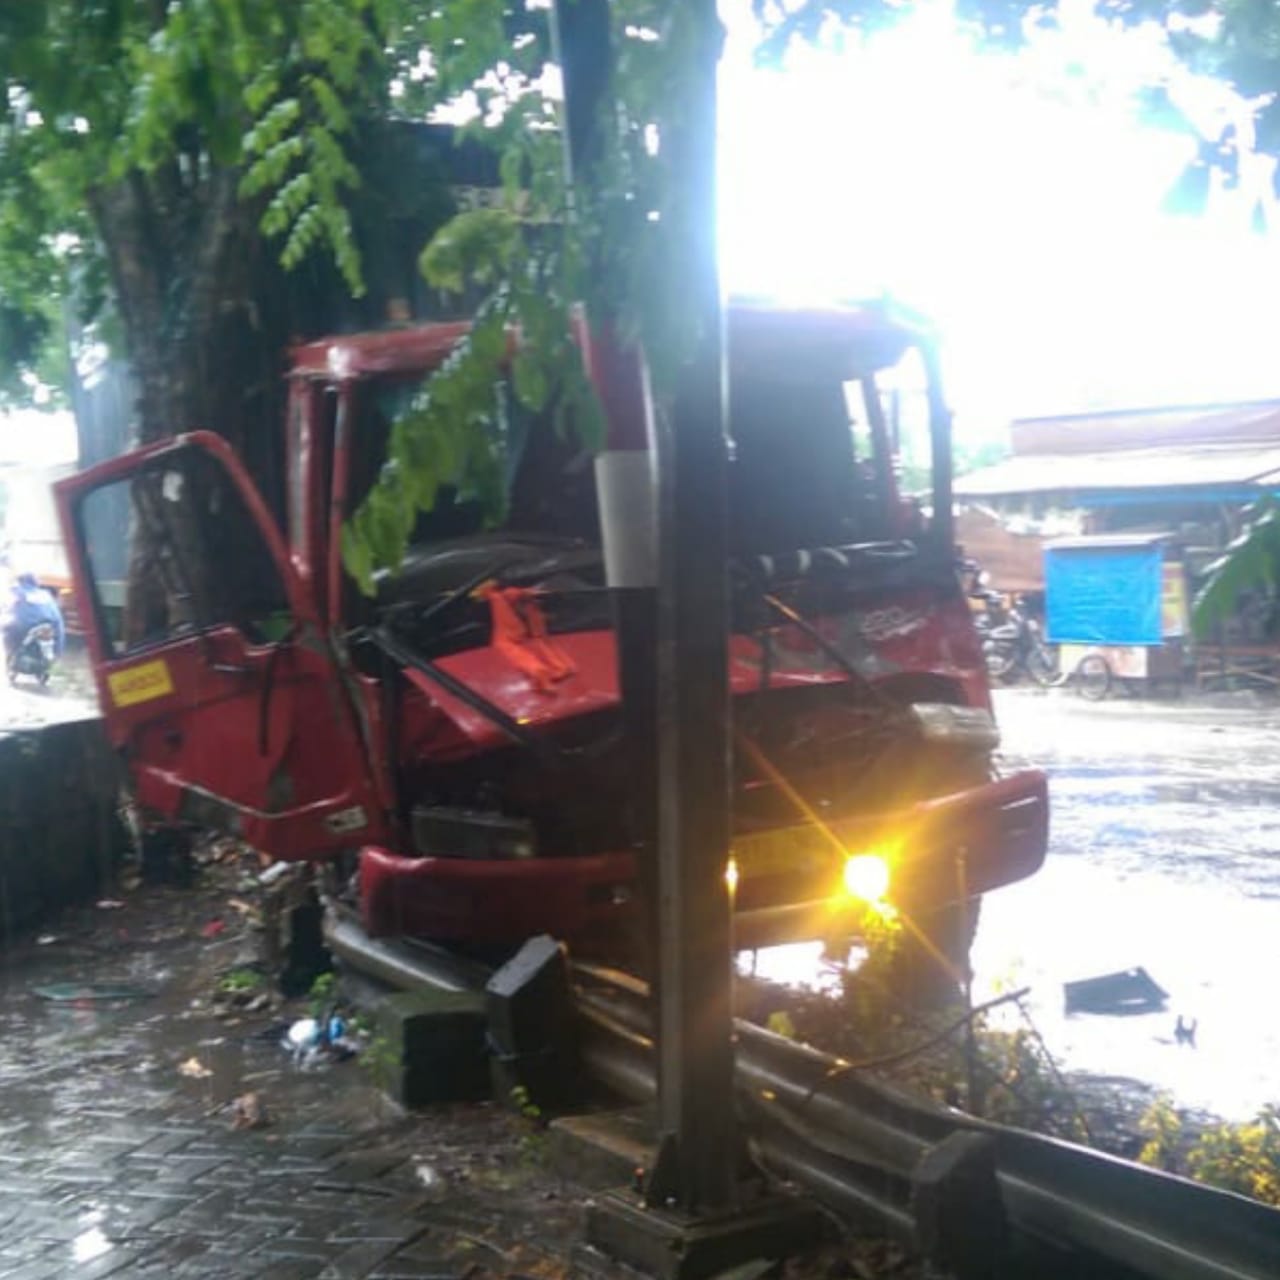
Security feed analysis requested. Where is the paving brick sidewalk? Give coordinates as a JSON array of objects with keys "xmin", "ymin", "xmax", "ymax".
[{"xmin": 0, "ymin": 881, "xmax": 581, "ymax": 1279}]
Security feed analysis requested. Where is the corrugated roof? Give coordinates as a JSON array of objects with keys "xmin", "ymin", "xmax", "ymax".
[
  {"xmin": 1046, "ymin": 533, "xmax": 1174, "ymax": 551},
  {"xmin": 1011, "ymin": 400, "xmax": 1280, "ymax": 457},
  {"xmin": 956, "ymin": 442, "xmax": 1280, "ymax": 498}
]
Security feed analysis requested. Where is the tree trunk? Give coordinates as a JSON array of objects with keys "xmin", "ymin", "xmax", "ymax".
[
  {"xmin": 86, "ymin": 164, "xmax": 292, "ymax": 644},
  {"xmin": 87, "ymin": 166, "xmax": 288, "ymax": 516}
]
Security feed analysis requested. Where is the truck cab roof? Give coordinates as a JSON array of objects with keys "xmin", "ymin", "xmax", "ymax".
[{"xmin": 286, "ymin": 299, "xmax": 932, "ymax": 386}]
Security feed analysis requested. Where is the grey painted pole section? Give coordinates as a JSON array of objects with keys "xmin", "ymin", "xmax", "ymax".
[
  {"xmin": 653, "ymin": 2, "xmax": 738, "ymax": 1212},
  {"xmin": 549, "ymin": 0, "xmax": 736, "ymax": 1213}
]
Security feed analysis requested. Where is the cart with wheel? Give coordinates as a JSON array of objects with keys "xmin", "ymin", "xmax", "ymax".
[{"xmin": 1043, "ymin": 533, "xmax": 1190, "ymax": 700}]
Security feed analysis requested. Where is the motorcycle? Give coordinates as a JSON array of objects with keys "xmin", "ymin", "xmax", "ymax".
[
  {"xmin": 8, "ymin": 622, "xmax": 57, "ymax": 686},
  {"xmin": 976, "ymin": 594, "xmax": 1058, "ymax": 686}
]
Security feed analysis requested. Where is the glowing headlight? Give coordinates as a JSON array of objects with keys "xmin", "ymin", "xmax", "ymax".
[
  {"xmin": 725, "ymin": 857, "xmax": 740, "ymax": 895},
  {"xmin": 842, "ymin": 853, "xmax": 890, "ymax": 903}
]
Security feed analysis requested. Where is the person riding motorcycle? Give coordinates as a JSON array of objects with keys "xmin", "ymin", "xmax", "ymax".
[{"xmin": 4, "ymin": 573, "xmax": 65, "ymax": 665}]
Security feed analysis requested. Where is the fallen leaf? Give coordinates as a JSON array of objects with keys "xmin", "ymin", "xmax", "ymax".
[
  {"xmin": 229, "ymin": 1092, "xmax": 269, "ymax": 1130},
  {"xmin": 178, "ymin": 1056, "xmax": 213, "ymax": 1080}
]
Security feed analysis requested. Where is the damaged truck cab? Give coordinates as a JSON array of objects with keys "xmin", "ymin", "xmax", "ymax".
[{"xmin": 56, "ymin": 302, "xmax": 1047, "ymax": 977}]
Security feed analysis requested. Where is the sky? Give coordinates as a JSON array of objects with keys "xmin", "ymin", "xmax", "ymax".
[
  {"xmin": 0, "ymin": 407, "xmax": 77, "ymax": 469},
  {"xmin": 9, "ymin": 2, "xmax": 1280, "ymax": 464},
  {"xmin": 718, "ymin": 0, "xmax": 1280, "ymax": 443}
]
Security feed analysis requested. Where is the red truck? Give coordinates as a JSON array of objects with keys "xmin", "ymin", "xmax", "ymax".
[{"xmin": 55, "ymin": 301, "xmax": 1046, "ymax": 977}]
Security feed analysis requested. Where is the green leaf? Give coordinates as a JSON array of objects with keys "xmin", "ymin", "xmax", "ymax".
[
  {"xmin": 340, "ymin": 522, "xmax": 376, "ymax": 598},
  {"xmin": 419, "ymin": 207, "xmax": 520, "ymax": 294},
  {"xmin": 512, "ymin": 349, "xmax": 549, "ymax": 411},
  {"xmin": 1192, "ymin": 497, "xmax": 1280, "ymax": 637}
]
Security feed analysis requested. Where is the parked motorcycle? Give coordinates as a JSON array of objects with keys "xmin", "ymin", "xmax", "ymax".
[
  {"xmin": 976, "ymin": 594, "xmax": 1058, "ymax": 685},
  {"xmin": 7, "ymin": 622, "xmax": 57, "ymax": 686}
]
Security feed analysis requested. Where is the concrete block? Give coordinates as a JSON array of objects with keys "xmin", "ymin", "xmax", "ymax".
[
  {"xmin": 372, "ymin": 988, "xmax": 489, "ymax": 1107},
  {"xmin": 485, "ymin": 935, "xmax": 576, "ymax": 1108},
  {"xmin": 911, "ymin": 1130, "xmax": 1007, "ymax": 1280}
]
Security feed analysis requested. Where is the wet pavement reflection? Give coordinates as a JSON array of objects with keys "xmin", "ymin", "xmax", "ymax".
[
  {"xmin": 0, "ymin": 882, "xmax": 580, "ymax": 1278},
  {"xmin": 745, "ymin": 689, "xmax": 1280, "ymax": 1120},
  {"xmin": 974, "ymin": 688, "xmax": 1280, "ymax": 1119}
]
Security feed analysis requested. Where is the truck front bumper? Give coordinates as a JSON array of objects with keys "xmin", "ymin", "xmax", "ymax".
[{"xmin": 358, "ymin": 769, "xmax": 1048, "ymax": 952}]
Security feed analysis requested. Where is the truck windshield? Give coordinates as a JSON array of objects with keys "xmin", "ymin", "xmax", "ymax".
[
  {"xmin": 346, "ymin": 375, "xmax": 599, "ymax": 548},
  {"xmin": 345, "ymin": 345, "xmax": 936, "ymax": 566},
  {"xmin": 728, "ymin": 348, "xmax": 933, "ymax": 556}
]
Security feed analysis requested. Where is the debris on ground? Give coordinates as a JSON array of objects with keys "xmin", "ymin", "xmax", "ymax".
[
  {"xmin": 33, "ymin": 981, "xmax": 152, "ymax": 1002},
  {"xmin": 0, "ymin": 857, "xmax": 603, "ymax": 1277},
  {"xmin": 177, "ymin": 1055, "xmax": 214, "ymax": 1080},
  {"xmin": 777, "ymin": 1238, "xmax": 921, "ymax": 1278},
  {"xmin": 95, "ymin": 898, "xmax": 126, "ymax": 910},
  {"xmin": 228, "ymin": 1091, "xmax": 270, "ymax": 1130},
  {"xmin": 226, "ymin": 895, "xmax": 262, "ymax": 923},
  {"xmin": 200, "ymin": 916, "xmax": 227, "ymax": 939},
  {"xmin": 259, "ymin": 860, "xmax": 293, "ymax": 887},
  {"xmin": 194, "ymin": 835, "xmax": 243, "ymax": 866},
  {"xmin": 213, "ymin": 966, "xmax": 275, "ymax": 1016},
  {"xmin": 1064, "ymin": 966, "xmax": 1168, "ymax": 1015},
  {"xmin": 284, "ymin": 1013, "xmax": 362, "ymax": 1068}
]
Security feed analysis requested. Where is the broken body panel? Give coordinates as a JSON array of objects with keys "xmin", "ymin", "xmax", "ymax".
[{"xmin": 56, "ymin": 302, "xmax": 1047, "ymax": 964}]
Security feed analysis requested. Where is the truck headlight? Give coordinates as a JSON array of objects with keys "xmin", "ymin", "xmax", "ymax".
[
  {"xmin": 725, "ymin": 857, "xmax": 740, "ymax": 895},
  {"xmin": 411, "ymin": 806, "xmax": 537, "ymax": 860},
  {"xmin": 842, "ymin": 853, "xmax": 891, "ymax": 903},
  {"xmin": 910, "ymin": 703, "xmax": 1000, "ymax": 750}
]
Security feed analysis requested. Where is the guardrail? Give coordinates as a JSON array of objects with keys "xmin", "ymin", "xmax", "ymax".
[
  {"xmin": 575, "ymin": 965, "xmax": 1280, "ymax": 1280},
  {"xmin": 328, "ymin": 919, "xmax": 1280, "ymax": 1280}
]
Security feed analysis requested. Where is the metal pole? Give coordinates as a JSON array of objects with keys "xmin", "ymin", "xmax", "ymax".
[
  {"xmin": 551, "ymin": 0, "xmax": 736, "ymax": 1214},
  {"xmin": 651, "ymin": 1, "xmax": 738, "ymax": 1213}
]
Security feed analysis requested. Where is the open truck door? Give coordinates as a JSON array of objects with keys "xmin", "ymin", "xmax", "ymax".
[{"xmin": 56, "ymin": 432, "xmax": 387, "ymax": 861}]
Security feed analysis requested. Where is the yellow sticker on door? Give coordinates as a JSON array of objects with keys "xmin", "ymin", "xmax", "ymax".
[{"xmin": 108, "ymin": 659, "xmax": 175, "ymax": 708}]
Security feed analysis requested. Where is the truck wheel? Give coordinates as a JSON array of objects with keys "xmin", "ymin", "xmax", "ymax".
[{"xmin": 890, "ymin": 895, "xmax": 982, "ymax": 1005}]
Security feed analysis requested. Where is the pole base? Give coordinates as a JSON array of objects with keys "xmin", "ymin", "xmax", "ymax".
[{"xmin": 581, "ymin": 1187, "xmax": 828, "ymax": 1280}]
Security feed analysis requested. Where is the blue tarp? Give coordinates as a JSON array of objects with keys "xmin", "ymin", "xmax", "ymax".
[{"xmin": 1045, "ymin": 545, "xmax": 1164, "ymax": 645}]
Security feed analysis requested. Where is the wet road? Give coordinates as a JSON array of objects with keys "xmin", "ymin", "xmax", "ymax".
[
  {"xmin": 0, "ymin": 647, "xmax": 98, "ymax": 734},
  {"xmin": 747, "ymin": 686, "xmax": 1280, "ymax": 1121},
  {"xmin": 972, "ymin": 687, "xmax": 1280, "ymax": 1120},
  {"xmin": 0, "ymin": 884, "xmax": 581, "ymax": 1279}
]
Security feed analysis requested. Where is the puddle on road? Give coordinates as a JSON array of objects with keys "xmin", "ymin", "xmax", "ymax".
[
  {"xmin": 742, "ymin": 693, "xmax": 1280, "ymax": 1122},
  {"xmin": 985, "ymin": 691, "xmax": 1280, "ymax": 1119},
  {"xmin": 972, "ymin": 860, "xmax": 1280, "ymax": 1120},
  {"xmin": 738, "ymin": 940, "xmax": 844, "ymax": 996},
  {"xmin": 71, "ymin": 1223, "xmax": 112, "ymax": 1264},
  {"xmin": 742, "ymin": 871, "xmax": 1279, "ymax": 1122},
  {"xmin": 0, "ymin": 930, "xmax": 250, "ymax": 1133}
]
